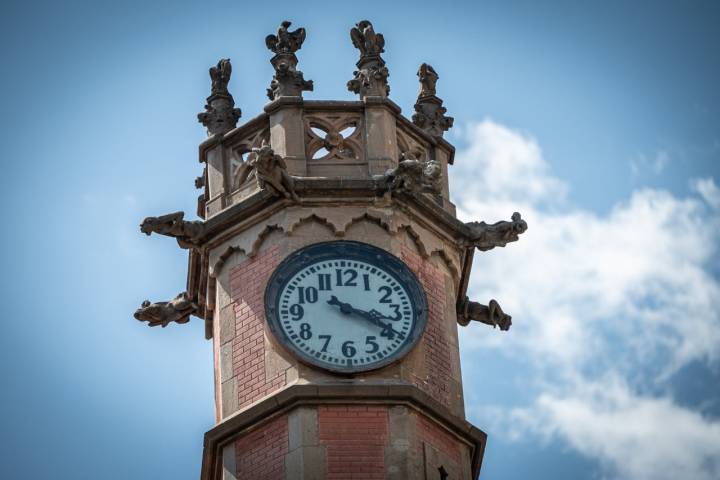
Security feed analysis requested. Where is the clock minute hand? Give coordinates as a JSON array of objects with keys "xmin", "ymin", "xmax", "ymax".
[{"xmin": 326, "ymin": 296, "xmax": 405, "ymax": 340}]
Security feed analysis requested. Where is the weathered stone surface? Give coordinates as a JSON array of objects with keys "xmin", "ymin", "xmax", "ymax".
[
  {"xmin": 265, "ymin": 21, "xmax": 313, "ymax": 100},
  {"xmin": 139, "ymin": 211, "xmax": 205, "ymax": 249},
  {"xmin": 458, "ymin": 297, "xmax": 512, "ymax": 331},
  {"xmin": 265, "ymin": 20, "xmax": 306, "ymax": 54},
  {"xmin": 465, "ymin": 212, "xmax": 528, "ymax": 251},
  {"xmin": 347, "ymin": 20, "xmax": 390, "ymax": 99},
  {"xmin": 236, "ymin": 144, "xmax": 299, "ymax": 202},
  {"xmin": 197, "ymin": 59, "xmax": 242, "ymax": 136},
  {"xmin": 412, "ymin": 63, "xmax": 454, "ymax": 137},
  {"xmin": 133, "ymin": 291, "xmax": 196, "ymax": 328},
  {"xmin": 380, "ymin": 154, "xmax": 442, "ymax": 196}
]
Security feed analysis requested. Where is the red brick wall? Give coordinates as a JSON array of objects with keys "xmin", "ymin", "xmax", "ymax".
[
  {"xmin": 235, "ymin": 414, "xmax": 289, "ymax": 479},
  {"xmin": 401, "ymin": 247, "xmax": 453, "ymax": 408},
  {"xmin": 416, "ymin": 412, "xmax": 462, "ymax": 463},
  {"xmin": 318, "ymin": 405, "xmax": 389, "ymax": 479},
  {"xmin": 229, "ymin": 245, "xmax": 287, "ymax": 410}
]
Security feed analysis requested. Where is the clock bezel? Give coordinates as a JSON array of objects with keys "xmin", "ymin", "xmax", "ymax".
[{"xmin": 264, "ymin": 240, "xmax": 428, "ymax": 374}]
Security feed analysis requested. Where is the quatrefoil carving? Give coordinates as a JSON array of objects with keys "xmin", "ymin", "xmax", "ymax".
[{"xmin": 305, "ymin": 114, "xmax": 364, "ymax": 161}]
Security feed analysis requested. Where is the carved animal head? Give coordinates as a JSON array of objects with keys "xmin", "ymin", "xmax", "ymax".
[
  {"xmin": 510, "ymin": 212, "xmax": 528, "ymax": 234},
  {"xmin": 139, "ymin": 217, "xmax": 157, "ymax": 235}
]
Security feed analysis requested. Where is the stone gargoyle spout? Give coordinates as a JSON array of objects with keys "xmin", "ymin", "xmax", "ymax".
[
  {"xmin": 134, "ymin": 291, "xmax": 197, "ymax": 328},
  {"xmin": 139, "ymin": 211, "xmax": 205, "ymax": 249},
  {"xmin": 465, "ymin": 212, "xmax": 528, "ymax": 251},
  {"xmin": 381, "ymin": 155, "xmax": 442, "ymax": 196},
  {"xmin": 458, "ymin": 297, "xmax": 512, "ymax": 331}
]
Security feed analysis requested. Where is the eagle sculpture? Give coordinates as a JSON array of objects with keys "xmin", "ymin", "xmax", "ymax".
[
  {"xmin": 265, "ymin": 20, "xmax": 306, "ymax": 54},
  {"xmin": 350, "ymin": 20, "xmax": 385, "ymax": 57}
]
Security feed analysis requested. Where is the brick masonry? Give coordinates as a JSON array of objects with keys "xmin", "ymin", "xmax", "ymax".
[
  {"xmin": 416, "ymin": 411, "xmax": 461, "ymax": 463},
  {"xmin": 235, "ymin": 414, "xmax": 289, "ymax": 479},
  {"xmin": 401, "ymin": 247, "xmax": 454, "ymax": 409},
  {"xmin": 319, "ymin": 405, "xmax": 389, "ymax": 479},
  {"xmin": 228, "ymin": 245, "xmax": 288, "ymax": 410}
]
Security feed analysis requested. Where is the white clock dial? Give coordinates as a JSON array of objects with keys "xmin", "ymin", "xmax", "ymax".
[{"xmin": 265, "ymin": 241, "xmax": 427, "ymax": 373}]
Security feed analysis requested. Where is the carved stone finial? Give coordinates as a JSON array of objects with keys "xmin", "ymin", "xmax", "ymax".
[
  {"xmin": 457, "ymin": 297, "xmax": 512, "ymax": 331},
  {"xmin": 197, "ymin": 58, "xmax": 242, "ymax": 136},
  {"xmin": 134, "ymin": 292, "xmax": 197, "ymax": 328},
  {"xmin": 265, "ymin": 20, "xmax": 306, "ymax": 54},
  {"xmin": 265, "ymin": 21, "xmax": 314, "ymax": 100},
  {"xmin": 347, "ymin": 20, "xmax": 390, "ymax": 99},
  {"xmin": 418, "ymin": 63, "xmax": 438, "ymax": 97},
  {"xmin": 237, "ymin": 143, "xmax": 300, "ymax": 202},
  {"xmin": 411, "ymin": 63, "xmax": 453, "ymax": 137},
  {"xmin": 139, "ymin": 211, "xmax": 206, "ymax": 249},
  {"xmin": 379, "ymin": 154, "xmax": 442, "ymax": 196},
  {"xmin": 465, "ymin": 212, "xmax": 528, "ymax": 251}
]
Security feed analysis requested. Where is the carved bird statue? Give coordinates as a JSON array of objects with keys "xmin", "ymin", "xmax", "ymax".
[
  {"xmin": 209, "ymin": 58, "xmax": 232, "ymax": 95},
  {"xmin": 265, "ymin": 20, "xmax": 306, "ymax": 54},
  {"xmin": 350, "ymin": 20, "xmax": 385, "ymax": 57}
]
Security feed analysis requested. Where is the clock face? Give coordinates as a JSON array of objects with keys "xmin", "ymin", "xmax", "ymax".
[{"xmin": 265, "ymin": 241, "xmax": 428, "ymax": 373}]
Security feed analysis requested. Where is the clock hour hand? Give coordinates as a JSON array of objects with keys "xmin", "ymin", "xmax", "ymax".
[{"xmin": 327, "ymin": 296, "xmax": 405, "ymax": 340}]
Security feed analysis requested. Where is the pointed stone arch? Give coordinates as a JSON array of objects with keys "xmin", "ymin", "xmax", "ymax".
[
  {"xmin": 211, "ymin": 245, "xmax": 249, "ymax": 279},
  {"xmin": 250, "ymin": 224, "xmax": 285, "ymax": 257},
  {"xmin": 287, "ymin": 213, "xmax": 340, "ymax": 237},
  {"xmin": 430, "ymin": 249, "xmax": 460, "ymax": 287},
  {"xmin": 398, "ymin": 224, "xmax": 429, "ymax": 258},
  {"xmin": 342, "ymin": 212, "xmax": 394, "ymax": 235}
]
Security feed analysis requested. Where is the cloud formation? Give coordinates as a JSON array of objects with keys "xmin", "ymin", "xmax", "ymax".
[{"xmin": 451, "ymin": 120, "xmax": 720, "ymax": 480}]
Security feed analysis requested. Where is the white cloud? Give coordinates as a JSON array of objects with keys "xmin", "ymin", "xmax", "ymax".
[
  {"xmin": 451, "ymin": 119, "xmax": 720, "ymax": 479},
  {"xmin": 630, "ymin": 150, "xmax": 671, "ymax": 176},
  {"xmin": 692, "ymin": 177, "xmax": 720, "ymax": 210}
]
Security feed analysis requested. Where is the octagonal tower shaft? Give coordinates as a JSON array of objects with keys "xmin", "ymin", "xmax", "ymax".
[{"xmin": 135, "ymin": 20, "xmax": 529, "ymax": 480}]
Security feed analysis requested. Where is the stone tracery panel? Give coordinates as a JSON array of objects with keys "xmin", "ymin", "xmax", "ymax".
[
  {"xmin": 304, "ymin": 112, "xmax": 366, "ymax": 176},
  {"xmin": 397, "ymin": 123, "xmax": 431, "ymax": 161}
]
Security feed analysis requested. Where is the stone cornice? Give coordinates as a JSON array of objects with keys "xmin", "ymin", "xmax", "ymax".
[{"xmin": 200, "ymin": 383, "xmax": 486, "ymax": 480}]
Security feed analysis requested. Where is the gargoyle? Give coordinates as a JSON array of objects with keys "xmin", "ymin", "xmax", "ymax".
[
  {"xmin": 265, "ymin": 20, "xmax": 306, "ymax": 54},
  {"xmin": 209, "ymin": 58, "xmax": 232, "ymax": 96},
  {"xmin": 139, "ymin": 211, "xmax": 205, "ymax": 249},
  {"xmin": 383, "ymin": 155, "xmax": 442, "ymax": 196},
  {"xmin": 237, "ymin": 144, "xmax": 300, "ymax": 202},
  {"xmin": 458, "ymin": 297, "xmax": 512, "ymax": 331},
  {"xmin": 134, "ymin": 291, "xmax": 197, "ymax": 328},
  {"xmin": 466, "ymin": 212, "xmax": 528, "ymax": 251},
  {"xmin": 417, "ymin": 63, "xmax": 438, "ymax": 97},
  {"xmin": 350, "ymin": 20, "xmax": 385, "ymax": 58}
]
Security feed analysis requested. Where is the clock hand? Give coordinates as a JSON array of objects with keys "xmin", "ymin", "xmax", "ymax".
[
  {"xmin": 368, "ymin": 308, "xmax": 402, "ymax": 322},
  {"xmin": 326, "ymin": 296, "xmax": 405, "ymax": 340}
]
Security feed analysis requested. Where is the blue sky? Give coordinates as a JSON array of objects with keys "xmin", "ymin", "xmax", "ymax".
[{"xmin": 1, "ymin": 1, "xmax": 719, "ymax": 479}]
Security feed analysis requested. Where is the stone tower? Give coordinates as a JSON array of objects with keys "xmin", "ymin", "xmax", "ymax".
[{"xmin": 135, "ymin": 20, "xmax": 527, "ymax": 480}]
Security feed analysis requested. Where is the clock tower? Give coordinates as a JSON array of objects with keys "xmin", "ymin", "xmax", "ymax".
[{"xmin": 135, "ymin": 20, "xmax": 527, "ymax": 480}]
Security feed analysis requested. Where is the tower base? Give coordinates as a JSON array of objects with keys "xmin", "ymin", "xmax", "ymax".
[{"xmin": 201, "ymin": 383, "xmax": 486, "ymax": 480}]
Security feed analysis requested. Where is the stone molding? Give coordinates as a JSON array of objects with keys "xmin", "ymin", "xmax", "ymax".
[{"xmin": 200, "ymin": 383, "xmax": 486, "ymax": 480}]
